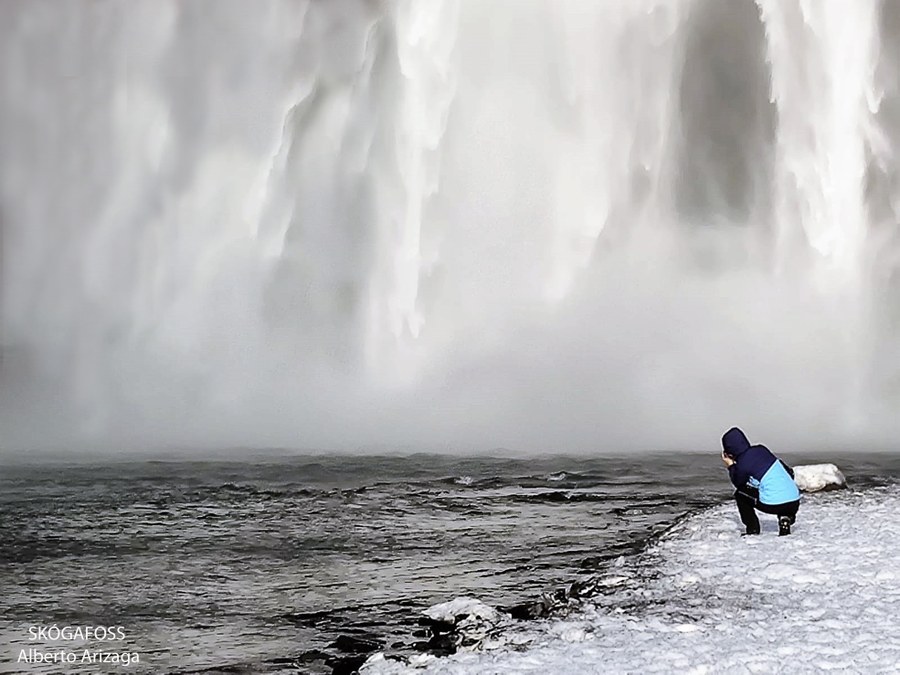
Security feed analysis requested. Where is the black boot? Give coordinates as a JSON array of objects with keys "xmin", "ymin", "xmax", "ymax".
[
  {"xmin": 778, "ymin": 516, "xmax": 791, "ymax": 536},
  {"xmin": 742, "ymin": 527, "xmax": 760, "ymax": 537}
]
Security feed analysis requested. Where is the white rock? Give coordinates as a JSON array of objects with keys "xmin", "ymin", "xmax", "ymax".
[
  {"xmin": 424, "ymin": 596, "xmax": 499, "ymax": 623},
  {"xmin": 793, "ymin": 464, "xmax": 847, "ymax": 492}
]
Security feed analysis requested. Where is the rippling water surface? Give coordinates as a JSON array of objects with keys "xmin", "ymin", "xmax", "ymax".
[{"xmin": 2, "ymin": 453, "xmax": 898, "ymax": 674}]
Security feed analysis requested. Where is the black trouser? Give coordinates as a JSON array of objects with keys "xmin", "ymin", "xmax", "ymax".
[{"xmin": 735, "ymin": 490, "xmax": 799, "ymax": 532}]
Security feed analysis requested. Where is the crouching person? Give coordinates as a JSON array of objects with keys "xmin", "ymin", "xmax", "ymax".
[{"xmin": 721, "ymin": 427, "xmax": 800, "ymax": 536}]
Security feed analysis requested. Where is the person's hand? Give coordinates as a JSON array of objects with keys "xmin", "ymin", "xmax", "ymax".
[{"xmin": 721, "ymin": 452, "xmax": 735, "ymax": 468}]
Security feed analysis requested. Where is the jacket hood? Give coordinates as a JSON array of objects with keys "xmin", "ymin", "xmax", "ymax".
[{"xmin": 722, "ymin": 427, "xmax": 751, "ymax": 457}]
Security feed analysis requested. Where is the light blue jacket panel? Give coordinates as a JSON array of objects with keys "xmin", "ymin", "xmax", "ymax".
[{"xmin": 759, "ymin": 460, "xmax": 800, "ymax": 505}]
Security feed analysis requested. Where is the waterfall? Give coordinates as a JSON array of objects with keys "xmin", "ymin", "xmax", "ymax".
[{"xmin": 1, "ymin": 0, "xmax": 899, "ymax": 451}]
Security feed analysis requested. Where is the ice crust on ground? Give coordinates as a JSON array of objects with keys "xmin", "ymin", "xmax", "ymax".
[
  {"xmin": 364, "ymin": 486, "xmax": 900, "ymax": 674},
  {"xmin": 793, "ymin": 463, "xmax": 847, "ymax": 492}
]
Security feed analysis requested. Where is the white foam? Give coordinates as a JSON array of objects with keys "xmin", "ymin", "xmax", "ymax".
[{"xmin": 364, "ymin": 486, "xmax": 900, "ymax": 674}]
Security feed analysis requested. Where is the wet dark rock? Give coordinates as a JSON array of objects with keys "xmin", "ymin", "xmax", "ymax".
[
  {"xmin": 426, "ymin": 633, "xmax": 456, "ymax": 656},
  {"xmin": 417, "ymin": 616, "xmax": 455, "ymax": 633},
  {"xmin": 297, "ymin": 650, "xmax": 331, "ymax": 664},
  {"xmin": 325, "ymin": 653, "xmax": 369, "ymax": 675},
  {"xmin": 410, "ymin": 617, "xmax": 458, "ymax": 655},
  {"xmin": 504, "ymin": 599, "xmax": 552, "ymax": 620},
  {"xmin": 409, "ymin": 599, "xmax": 510, "ymax": 657},
  {"xmin": 503, "ymin": 586, "xmax": 576, "ymax": 620},
  {"xmin": 330, "ymin": 634, "xmax": 382, "ymax": 654},
  {"xmin": 410, "ymin": 636, "xmax": 455, "ymax": 656}
]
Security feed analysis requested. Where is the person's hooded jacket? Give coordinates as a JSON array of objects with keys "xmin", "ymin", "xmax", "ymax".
[{"xmin": 722, "ymin": 427, "xmax": 800, "ymax": 505}]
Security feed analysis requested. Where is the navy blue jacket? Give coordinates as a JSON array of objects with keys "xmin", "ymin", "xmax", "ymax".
[{"xmin": 723, "ymin": 427, "xmax": 800, "ymax": 505}]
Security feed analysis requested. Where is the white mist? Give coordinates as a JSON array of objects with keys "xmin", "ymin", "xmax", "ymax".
[{"xmin": 2, "ymin": 0, "xmax": 899, "ymax": 452}]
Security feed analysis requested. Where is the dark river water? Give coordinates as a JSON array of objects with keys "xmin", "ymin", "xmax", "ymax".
[{"xmin": 2, "ymin": 452, "xmax": 898, "ymax": 674}]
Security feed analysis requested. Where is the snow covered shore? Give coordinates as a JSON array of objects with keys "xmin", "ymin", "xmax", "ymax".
[{"xmin": 365, "ymin": 486, "xmax": 900, "ymax": 674}]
